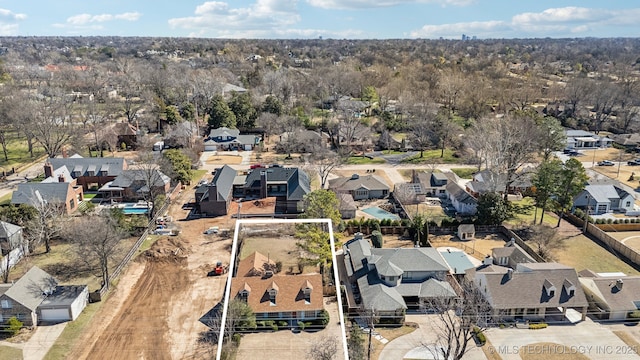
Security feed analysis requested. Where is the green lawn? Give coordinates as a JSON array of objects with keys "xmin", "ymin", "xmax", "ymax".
[
  {"xmin": 556, "ymin": 234, "xmax": 640, "ymax": 275},
  {"xmin": 190, "ymin": 169, "xmax": 208, "ymax": 182},
  {"xmin": 346, "ymin": 156, "xmax": 386, "ymax": 165},
  {"xmin": 506, "ymin": 197, "xmax": 557, "ymax": 227},
  {"xmin": 450, "ymin": 167, "xmax": 477, "ymax": 179},
  {"xmin": 0, "ymin": 345, "xmax": 22, "ymax": 360},
  {"xmin": 82, "ymin": 193, "xmax": 97, "ymax": 200},
  {"xmin": 44, "ymin": 302, "xmax": 101, "ymax": 360},
  {"xmin": 0, "ymin": 193, "xmax": 12, "ymax": 206},
  {"xmin": 0, "ymin": 133, "xmax": 45, "ymax": 169},
  {"xmin": 400, "ymin": 149, "xmax": 463, "ymax": 164}
]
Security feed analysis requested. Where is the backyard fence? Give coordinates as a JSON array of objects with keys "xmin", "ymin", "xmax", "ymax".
[
  {"xmin": 98, "ymin": 187, "xmax": 176, "ymax": 298},
  {"xmin": 564, "ymin": 213, "xmax": 640, "ymax": 268}
]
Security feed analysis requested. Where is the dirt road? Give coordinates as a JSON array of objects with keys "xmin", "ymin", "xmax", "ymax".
[{"xmin": 70, "ymin": 186, "xmax": 233, "ymax": 360}]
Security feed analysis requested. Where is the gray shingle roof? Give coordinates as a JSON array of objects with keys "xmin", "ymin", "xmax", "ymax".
[
  {"xmin": 12, "ymin": 183, "xmax": 71, "ymax": 207},
  {"xmin": 370, "ymin": 247, "xmax": 450, "ymax": 273},
  {"xmin": 329, "ymin": 174, "xmax": 389, "ymax": 192},
  {"xmin": 0, "ymin": 221, "xmax": 22, "ymax": 239},
  {"xmin": 471, "ymin": 262, "xmax": 587, "ymax": 309},
  {"xmin": 211, "ymin": 165, "xmax": 236, "ymax": 202},
  {"xmin": 244, "ymin": 167, "xmax": 310, "ymax": 201},
  {"xmin": 39, "ymin": 285, "xmax": 87, "ymax": 307},
  {"xmin": 208, "ymin": 127, "xmax": 240, "ymax": 139},
  {"xmin": 446, "ymin": 181, "xmax": 476, "ymax": 205},
  {"xmin": 4, "ymin": 266, "xmax": 57, "ymax": 311},
  {"xmin": 579, "ymin": 274, "xmax": 640, "ymax": 313},
  {"xmin": 48, "ymin": 157, "xmax": 125, "ymax": 178},
  {"xmin": 111, "ymin": 169, "xmax": 170, "ymax": 188}
]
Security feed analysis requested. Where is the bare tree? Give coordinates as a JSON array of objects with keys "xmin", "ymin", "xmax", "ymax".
[
  {"xmin": 64, "ymin": 215, "xmax": 123, "ymax": 290},
  {"xmin": 521, "ymin": 224, "xmax": 566, "ymax": 261},
  {"xmin": 422, "ymin": 280, "xmax": 492, "ymax": 360},
  {"xmin": 307, "ymin": 336, "xmax": 339, "ymax": 360},
  {"xmin": 27, "ymin": 88, "xmax": 78, "ymax": 158},
  {"xmin": 131, "ymin": 152, "xmax": 171, "ymax": 219},
  {"xmin": 310, "ymin": 146, "xmax": 345, "ymax": 189},
  {"xmin": 23, "ymin": 194, "xmax": 66, "ymax": 254},
  {"xmin": 407, "ymin": 104, "xmax": 438, "ymax": 158}
]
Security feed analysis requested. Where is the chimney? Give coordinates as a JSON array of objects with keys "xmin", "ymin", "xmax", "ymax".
[
  {"xmin": 483, "ymin": 255, "xmax": 493, "ymax": 266},
  {"xmin": 44, "ymin": 162, "xmax": 53, "ymax": 178},
  {"xmin": 354, "ymin": 232, "xmax": 363, "ymax": 240},
  {"xmin": 351, "ymin": 173, "xmax": 360, "ymax": 180},
  {"xmin": 507, "ymin": 268, "xmax": 514, "ymax": 280},
  {"xmin": 616, "ymin": 279, "xmax": 624, "ymax": 290},
  {"xmin": 260, "ymin": 171, "xmax": 267, "ymax": 199},
  {"xmin": 58, "ymin": 174, "xmax": 65, "ymax": 183}
]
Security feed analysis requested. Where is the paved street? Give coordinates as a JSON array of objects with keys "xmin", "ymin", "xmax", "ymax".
[
  {"xmin": 485, "ymin": 317, "xmax": 640, "ymax": 360},
  {"xmin": 379, "ymin": 314, "xmax": 486, "ymax": 360}
]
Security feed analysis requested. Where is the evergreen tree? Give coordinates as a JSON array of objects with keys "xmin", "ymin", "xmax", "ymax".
[{"xmin": 207, "ymin": 94, "xmax": 236, "ymax": 129}]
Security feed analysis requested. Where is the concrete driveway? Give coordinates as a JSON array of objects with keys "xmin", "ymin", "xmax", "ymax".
[
  {"xmin": 486, "ymin": 317, "xmax": 639, "ymax": 360},
  {"xmin": 236, "ymin": 297, "xmax": 347, "ymax": 360},
  {"xmin": 379, "ymin": 314, "xmax": 486, "ymax": 360},
  {"xmin": 0, "ymin": 322, "xmax": 68, "ymax": 360}
]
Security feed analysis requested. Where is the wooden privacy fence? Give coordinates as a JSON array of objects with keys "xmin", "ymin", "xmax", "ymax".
[{"xmin": 564, "ymin": 213, "xmax": 640, "ymax": 268}]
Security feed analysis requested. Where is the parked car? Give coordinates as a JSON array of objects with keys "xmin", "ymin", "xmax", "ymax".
[
  {"xmin": 563, "ymin": 148, "xmax": 580, "ymax": 156},
  {"xmin": 597, "ymin": 160, "xmax": 615, "ymax": 166},
  {"xmin": 204, "ymin": 226, "xmax": 219, "ymax": 235},
  {"xmin": 628, "ymin": 159, "xmax": 640, "ymax": 166}
]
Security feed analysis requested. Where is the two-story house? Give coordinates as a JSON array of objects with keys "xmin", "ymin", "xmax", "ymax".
[
  {"xmin": 12, "ymin": 166, "xmax": 84, "ymax": 214},
  {"xmin": 229, "ymin": 252, "xmax": 324, "ymax": 325},
  {"xmin": 45, "ymin": 157, "xmax": 127, "ymax": 191},
  {"xmin": 204, "ymin": 127, "xmax": 261, "ymax": 151},
  {"xmin": 342, "ymin": 235, "xmax": 456, "ymax": 322}
]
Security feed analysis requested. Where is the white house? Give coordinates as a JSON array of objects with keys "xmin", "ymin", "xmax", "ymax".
[
  {"xmin": 566, "ymin": 130, "xmax": 613, "ymax": 149},
  {"xmin": 573, "ymin": 184, "xmax": 635, "ymax": 215}
]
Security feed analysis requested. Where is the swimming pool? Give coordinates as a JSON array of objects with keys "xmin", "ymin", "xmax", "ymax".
[
  {"xmin": 122, "ymin": 204, "xmax": 150, "ymax": 215},
  {"xmin": 361, "ymin": 206, "xmax": 400, "ymax": 221}
]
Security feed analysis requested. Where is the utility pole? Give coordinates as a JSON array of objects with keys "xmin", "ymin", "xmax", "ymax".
[
  {"xmin": 367, "ymin": 307, "xmax": 375, "ymax": 360},
  {"xmin": 583, "ymin": 195, "xmax": 591, "ymax": 233}
]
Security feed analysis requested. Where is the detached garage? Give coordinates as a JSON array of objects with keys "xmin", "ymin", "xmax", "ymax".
[{"xmin": 38, "ymin": 285, "xmax": 89, "ymax": 323}]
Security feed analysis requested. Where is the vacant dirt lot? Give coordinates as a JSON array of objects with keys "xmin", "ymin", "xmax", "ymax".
[
  {"xmin": 70, "ymin": 189, "xmax": 233, "ymax": 359},
  {"xmin": 205, "ymin": 154, "xmax": 243, "ymax": 165},
  {"xmin": 239, "ymin": 225, "xmax": 315, "ymax": 273}
]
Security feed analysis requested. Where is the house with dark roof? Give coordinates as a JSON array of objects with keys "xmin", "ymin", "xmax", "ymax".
[
  {"xmin": 489, "ymin": 244, "xmax": 536, "ymax": 269},
  {"xmin": 342, "ymin": 235, "xmax": 456, "ymax": 322},
  {"xmin": 45, "ymin": 156, "xmax": 128, "ymax": 191},
  {"xmin": 195, "ymin": 165, "xmax": 237, "ymax": 216},
  {"xmin": 573, "ymin": 184, "xmax": 635, "ymax": 215},
  {"xmin": 578, "ymin": 270, "xmax": 640, "ymax": 321},
  {"xmin": 446, "ymin": 180, "xmax": 477, "ymax": 215},
  {"xmin": 466, "ymin": 262, "xmax": 588, "ymax": 322},
  {"xmin": 205, "ymin": 127, "xmax": 260, "ymax": 151},
  {"xmin": 239, "ymin": 166, "xmax": 310, "ymax": 214},
  {"xmin": 329, "ymin": 174, "xmax": 389, "ymax": 200},
  {"xmin": 113, "ymin": 122, "xmax": 138, "ymax": 150},
  {"xmin": 0, "ymin": 266, "xmax": 88, "ymax": 326},
  {"xmin": 229, "ymin": 252, "xmax": 324, "ymax": 325},
  {"xmin": 98, "ymin": 169, "xmax": 171, "ymax": 202},
  {"xmin": 0, "ymin": 222, "xmax": 25, "ymax": 276},
  {"xmin": 12, "ymin": 176, "xmax": 83, "ymax": 215},
  {"xmin": 610, "ymin": 133, "xmax": 640, "ymax": 151}
]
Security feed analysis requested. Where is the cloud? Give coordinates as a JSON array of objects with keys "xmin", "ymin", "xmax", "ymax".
[
  {"xmin": 307, "ymin": 0, "xmax": 473, "ymax": 10},
  {"xmin": 169, "ymin": 0, "xmax": 303, "ymax": 36},
  {"xmin": 0, "ymin": 8, "xmax": 26, "ymax": 35},
  {"xmin": 64, "ymin": 12, "xmax": 142, "ymax": 26},
  {"xmin": 410, "ymin": 20, "xmax": 507, "ymax": 38},
  {"xmin": 410, "ymin": 7, "xmax": 640, "ymax": 39}
]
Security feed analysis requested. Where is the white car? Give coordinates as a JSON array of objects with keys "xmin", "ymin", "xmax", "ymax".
[{"xmin": 204, "ymin": 226, "xmax": 219, "ymax": 235}]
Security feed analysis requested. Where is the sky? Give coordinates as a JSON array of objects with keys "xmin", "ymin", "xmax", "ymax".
[{"xmin": 0, "ymin": 0, "xmax": 639, "ymax": 39}]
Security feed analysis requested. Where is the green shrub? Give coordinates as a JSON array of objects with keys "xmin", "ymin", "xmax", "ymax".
[
  {"xmin": 371, "ymin": 230, "xmax": 383, "ymax": 248},
  {"xmin": 499, "ymin": 323, "xmax": 506, "ymax": 329},
  {"xmin": 271, "ymin": 323, "xmax": 278, "ymax": 331},
  {"xmin": 473, "ymin": 326, "xmax": 486, "ymax": 345},
  {"xmin": 625, "ymin": 219, "xmax": 630, "ymax": 224},
  {"xmin": 7, "ymin": 316, "xmax": 22, "ymax": 336},
  {"xmin": 319, "ymin": 309, "xmax": 330, "ymax": 326},
  {"xmin": 278, "ymin": 321, "xmax": 287, "ymax": 327},
  {"xmin": 574, "ymin": 208, "xmax": 585, "ymax": 219},
  {"xmin": 298, "ymin": 321, "xmax": 306, "ymax": 330},
  {"xmin": 628, "ymin": 310, "xmax": 640, "ymax": 319},
  {"xmin": 232, "ymin": 333, "xmax": 242, "ymax": 343},
  {"xmin": 529, "ymin": 323, "xmax": 548, "ymax": 330},
  {"xmin": 607, "ymin": 218, "xmax": 613, "ymax": 224}
]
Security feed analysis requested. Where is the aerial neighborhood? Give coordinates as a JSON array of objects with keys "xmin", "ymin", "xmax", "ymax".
[{"xmin": 0, "ymin": 35, "xmax": 639, "ymax": 360}]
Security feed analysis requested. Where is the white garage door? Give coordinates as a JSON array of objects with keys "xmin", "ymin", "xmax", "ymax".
[{"xmin": 40, "ymin": 308, "xmax": 70, "ymax": 322}]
